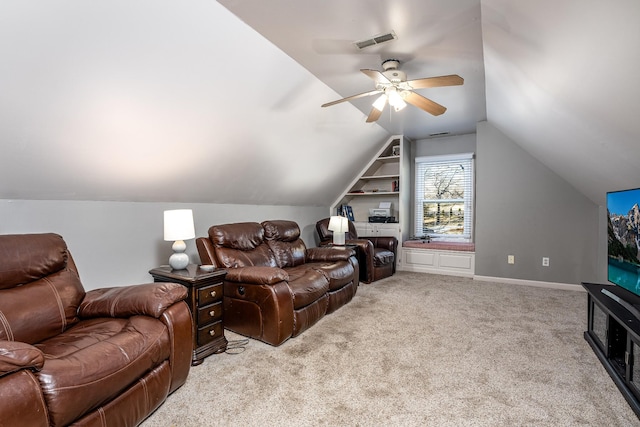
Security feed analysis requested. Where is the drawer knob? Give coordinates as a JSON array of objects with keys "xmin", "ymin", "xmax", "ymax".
[
  {"xmin": 209, "ymin": 329, "xmax": 216, "ymax": 336},
  {"xmin": 209, "ymin": 310, "xmax": 215, "ymax": 317},
  {"xmin": 210, "ymin": 290, "xmax": 216, "ymax": 297}
]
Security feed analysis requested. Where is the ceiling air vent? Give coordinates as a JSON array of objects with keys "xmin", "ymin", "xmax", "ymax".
[
  {"xmin": 353, "ymin": 30, "xmax": 397, "ymax": 50},
  {"xmin": 429, "ymin": 132, "xmax": 451, "ymax": 137}
]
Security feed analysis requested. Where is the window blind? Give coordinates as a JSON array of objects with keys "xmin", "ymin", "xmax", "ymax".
[{"xmin": 414, "ymin": 153, "xmax": 474, "ymax": 240}]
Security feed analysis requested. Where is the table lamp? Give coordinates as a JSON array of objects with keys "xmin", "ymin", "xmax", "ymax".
[
  {"xmin": 328, "ymin": 216, "xmax": 349, "ymax": 245},
  {"xmin": 164, "ymin": 209, "xmax": 195, "ymax": 270}
]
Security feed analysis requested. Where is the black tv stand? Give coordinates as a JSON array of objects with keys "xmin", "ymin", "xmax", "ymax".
[
  {"xmin": 601, "ymin": 288, "xmax": 640, "ymax": 320},
  {"xmin": 583, "ymin": 282, "xmax": 640, "ymax": 419}
]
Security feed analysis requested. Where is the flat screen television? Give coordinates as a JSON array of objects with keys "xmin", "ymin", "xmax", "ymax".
[{"xmin": 607, "ymin": 187, "xmax": 640, "ymax": 297}]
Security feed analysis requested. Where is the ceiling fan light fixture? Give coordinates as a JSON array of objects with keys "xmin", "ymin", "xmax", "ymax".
[
  {"xmin": 393, "ymin": 99, "xmax": 407, "ymax": 112},
  {"xmin": 387, "ymin": 89, "xmax": 406, "ymax": 111},
  {"xmin": 372, "ymin": 94, "xmax": 387, "ymax": 111}
]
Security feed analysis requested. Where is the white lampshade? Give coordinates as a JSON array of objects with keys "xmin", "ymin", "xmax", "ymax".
[
  {"xmin": 164, "ymin": 209, "xmax": 195, "ymax": 241},
  {"xmin": 387, "ymin": 88, "xmax": 407, "ymax": 111},
  {"xmin": 163, "ymin": 209, "xmax": 195, "ymax": 270},
  {"xmin": 328, "ymin": 216, "xmax": 349, "ymax": 245},
  {"xmin": 372, "ymin": 94, "xmax": 387, "ymax": 111}
]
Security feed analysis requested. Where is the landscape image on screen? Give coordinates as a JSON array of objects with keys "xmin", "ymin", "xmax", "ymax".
[{"xmin": 608, "ymin": 188, "xmax": 640, "ymax": 296}]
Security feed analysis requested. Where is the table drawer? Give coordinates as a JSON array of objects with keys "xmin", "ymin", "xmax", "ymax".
[
  {"xmin": 197, "ymin": 301, "xmax": 223, "ymax": 325},
  {"xmin": 197, "ymin": 283, "xmax": 223, "ymax": 306},
  {"xmin": 197, "ymin": 321, "xmax": 223, "ymax": 346}
]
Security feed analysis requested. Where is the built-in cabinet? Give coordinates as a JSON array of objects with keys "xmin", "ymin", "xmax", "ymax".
[
  {"xmin": 354, "ymin": 222, "xmax": 401, "ymax": 242},
  {"xmin": 401, "ymin": 247, "xmax": 475, "ymax": 277},
  {"xmin": 331, "ymin": 135, "xmax": 410, "ymax": 245}
]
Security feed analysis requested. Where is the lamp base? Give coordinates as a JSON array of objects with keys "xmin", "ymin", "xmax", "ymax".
[
  {"xmin": 169, "ymin": 240, "xmax": 189, "ymax": 270},
  {"xmin": 169, "ymin": 252, "xmax": 189, "ymax": 270},
  {"xmin": 332, "ymin": 233, "xmax": 346, "ymax": 246}
]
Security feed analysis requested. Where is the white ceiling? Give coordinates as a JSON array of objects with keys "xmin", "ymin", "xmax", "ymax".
[
  {"xmin": 219, "ymin": 0, "xmax": 487, "ymax": 139},
  {"xmin": 1, "ymin": 0, "xmax": 639, "ymax": 207}
]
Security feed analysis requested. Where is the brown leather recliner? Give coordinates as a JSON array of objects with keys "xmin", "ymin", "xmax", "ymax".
[
  {"xmin": 196, "ymin": 220, "xmax": 359, "ymax": 346},
  {"xmin": 316, "ymin": 218, "xmax": 397, "ymax": 283},
  {"xmin": 0, "ymin": 233, "xmax": 193, "ymax": 427}
]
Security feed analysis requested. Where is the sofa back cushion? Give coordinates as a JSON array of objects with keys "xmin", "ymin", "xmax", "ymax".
[
  {"xmin": 0, "ymin": 233, "xmax": 85, "ymax": 344},
  {"xmin": 208, "ymin": 222, "xmax": 277, "ymax": 268},
  {"xmin": 262, "ymin": 220, "xmax": 307, "ymax": 268}
]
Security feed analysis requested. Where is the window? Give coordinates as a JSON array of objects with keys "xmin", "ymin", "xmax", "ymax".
[{"xmin": 414, "ymin": 153, "xmax": 474, "ymax": 241}]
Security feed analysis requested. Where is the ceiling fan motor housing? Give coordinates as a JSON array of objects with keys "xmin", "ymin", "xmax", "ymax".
[{"xmin": 381, "ymin": 59, "xmax": 406, "ymax": 83}]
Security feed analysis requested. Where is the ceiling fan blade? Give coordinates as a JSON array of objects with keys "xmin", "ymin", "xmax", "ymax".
[
  {"xmin": 405, "ymin": 74, "xmax": 464, "ymax": 89},
  {"xmin": 404, "ymin": 91, "xmax": 447, "ymax": 116},
  {"xmin": 366, "ymin": 95, "xmax": 387, "ymax": 122},
  {"xmin": 321, "ymin": 89, "xmax": 382, "ymax": 108},
  {"xmin": 366, "ymin": 106, "xmax": 384, "ymax": 123},
  {"xmin": 361, "ymin": 69, "xmax": 391, "ymax": 85}
]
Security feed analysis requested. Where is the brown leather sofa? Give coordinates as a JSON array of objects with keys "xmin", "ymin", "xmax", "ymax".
[
  {"xmin": 316, "ymin": 217, "xmax": 398, "ymax": 283},
  {"xmin": 0, "ymin": 233, "xmax": 193, "ymax": 427},
  {"xmin": 196, "ymin": 220, "xmax": 359, "ymax": 346}
]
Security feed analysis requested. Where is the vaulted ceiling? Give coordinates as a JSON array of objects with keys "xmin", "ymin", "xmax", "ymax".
[{"xmin": 0, "ymin": 1, "xmax": 638, "ymax": 207}]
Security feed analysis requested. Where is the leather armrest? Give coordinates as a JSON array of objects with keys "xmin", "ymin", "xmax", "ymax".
[
  {"xmin": 306, "ymin": 246, "xmax": 355, "ymax": 262},
  {"xmin": 0, "ymin": 340, "xmax": 44, "ymax": 377},
  {"xmin": 195, "ymin": 237, "xmax": 217, "ymax": 266},
  {"xmin": 346, "ymin": 239, "xmax": 375, "ymax": 253},
  {"xmin": 366, "ymin": 236, "xmax": 398, "ymax": 252},
  {"xmin": 225, "ymin": 266, "xmax": 289, "ymax": 285},
  {"xmin": 78, "ymin": 282, "xmax": 188, "ymax": 319}
]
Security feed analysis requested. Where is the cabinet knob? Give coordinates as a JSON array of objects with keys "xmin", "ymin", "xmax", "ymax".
[
  {"xmin": 209, "ymin": 329, "xmax": 216, "ymax": 336},
  {"xmin": 209, "ymin": 310, "xmax": 215, "ymax": 317},
  {"xmin": 210, "ymin": 290, "xmax": 216, "ymax": 297}
]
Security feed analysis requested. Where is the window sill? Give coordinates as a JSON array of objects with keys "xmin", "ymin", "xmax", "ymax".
[{"xmin": 402, "ymin": 241, "xmax": 475, "ymax": 252}]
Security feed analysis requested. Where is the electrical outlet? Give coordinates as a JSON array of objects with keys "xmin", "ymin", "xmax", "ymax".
[
  {"xmin": 508, "ymin": 255, "xmax": 515, "ymax": 264},
  {"xmin": 542, "ymin": 257, "xmax": 550, "ymax": 267}
]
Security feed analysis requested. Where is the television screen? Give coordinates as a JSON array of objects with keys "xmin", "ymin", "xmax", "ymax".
[{"xmin": 607, "ymin": 188, "xmax": 640, "ymax": 296}]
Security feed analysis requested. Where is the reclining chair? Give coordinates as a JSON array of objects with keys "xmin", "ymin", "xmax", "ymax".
[
  {"xmin": 0, "ymin": 233, "xmax": 193, "ymax": 427},
  {"xmin": 316, "ymin": 218, "xmax": 397, "ymax": 283}
]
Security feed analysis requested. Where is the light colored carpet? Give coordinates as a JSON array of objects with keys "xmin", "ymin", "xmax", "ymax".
[{"xmin": 142, "ymin": 272, "xmax": 638, "ymax": 426}]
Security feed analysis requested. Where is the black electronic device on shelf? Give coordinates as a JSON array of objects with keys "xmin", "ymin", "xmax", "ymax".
[{"xmin": 368, "ymin": 216, "xmax": 396, "ymax": 223}]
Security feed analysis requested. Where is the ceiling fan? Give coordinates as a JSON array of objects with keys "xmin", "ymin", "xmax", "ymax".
[{"xmin": 321, "ymin": 59, "xmax": 463, "ymax": 123}]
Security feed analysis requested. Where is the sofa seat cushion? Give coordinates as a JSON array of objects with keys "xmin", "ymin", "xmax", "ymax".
[
  {"xmin": 34, "ymin": 316, "xmax": 170, "ymax": 427},
  {"xmin": 284, "ymin": 265, "xmax": 330, "ymax": 310},
  {"xmin": 373, "ymin": 248, "xmax": 395, "ymax": 267},
  {"xmin": 307, "ymin": 260, "xmax": 355, "ymax": 291}
]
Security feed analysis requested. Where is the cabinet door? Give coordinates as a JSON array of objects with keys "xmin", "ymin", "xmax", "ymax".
[
  {"xmin": 629, "ymin": 338, "xmax": 640, "ymax": 400},
  {"xmin": 589, "ymin": 299, "xmax": 608, "ymax": 352},
  {"xmin": 354, "ymin": 222, "xmax": 369, "ymax": 237},
  {"xmin": 371, "ymin": 223, "xmax": 400, "ymax": 241}
]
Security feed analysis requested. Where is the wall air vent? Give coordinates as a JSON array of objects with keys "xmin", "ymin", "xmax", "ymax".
[{"xmin": 353, "ymin": 30, "xmax": 397, "ymax": 50}]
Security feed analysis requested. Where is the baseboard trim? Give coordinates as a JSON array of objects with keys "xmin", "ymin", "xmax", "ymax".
[{"xmin": 473, "ymin": 275, "xmax": 585, "ymax": 292}]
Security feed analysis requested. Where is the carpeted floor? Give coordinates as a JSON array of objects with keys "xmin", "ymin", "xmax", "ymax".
[{"xmin": 142, "ymin": 272, "xmax": 639, "ymax": 426}]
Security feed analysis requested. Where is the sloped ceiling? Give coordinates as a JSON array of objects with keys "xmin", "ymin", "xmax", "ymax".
[
  {"xmin": 0, "ymin": 1, "xmax": 389, "ymax": 206},
  {"xmin": 481, "ymin": 0, "xmax": 640, "ymax": 205},
  {"xmin": 1, "ymin": 1, "xmax": 639, "ymax": 207}
]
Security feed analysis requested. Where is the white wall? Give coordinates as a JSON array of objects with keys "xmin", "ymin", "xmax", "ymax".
[{"xmin": 0, "ymin": 199, "xmax": 327, "ymax": 290}]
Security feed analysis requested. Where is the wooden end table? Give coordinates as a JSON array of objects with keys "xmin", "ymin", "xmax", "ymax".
[{"xmin": 149, "ymin": 264, "xmax": 227, "ymax": 365}]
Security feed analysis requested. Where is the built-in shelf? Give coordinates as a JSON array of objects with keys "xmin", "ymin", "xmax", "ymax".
[
  {"xmin": 376, "ymin": 155, "xmax": 400, "ymax": 163},
  {"xmin": 347, "ymin": 191, "xmax": 400, "ymax": 196},
  {"xmin": 331, "ymin": 135, "xmax": 410, "ymax": 244},
  {"xmin": 360, "ymin": 174, "xmax": 399, "ymax": 180}
]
